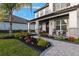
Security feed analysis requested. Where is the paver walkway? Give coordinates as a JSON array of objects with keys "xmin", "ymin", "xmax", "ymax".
[{"xmin": 33, "ymin": 36, "xmax": 79, "ymax": 56}]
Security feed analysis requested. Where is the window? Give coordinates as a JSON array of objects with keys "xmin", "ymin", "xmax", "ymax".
[
  {"xmin": 36, "ymin": 12, "xmax": 39, "ymax": 17},
  {"xmin": 53, "ymin": 3, "xmax": 70, "ymax": 11},
  {"xmin": 55, "ymin": 19, "xmax": 68, "ymax": 35},
  {"xmin": 40, "ymin": 10, "xmax": 43, "ymax": 16},
  {"xmin": 55, "ymin": 20, "xmax": 60, "ymax": 30},
  {"xmin": 53, "ymin": 3, "xmax": 61, "ymax": 11},
  {"xmin": 56, "ymin": 20, "xmax": 60, "ymax": 25},
  {"xmin": 61, "ymin": 3, "xmax": 70, "ymax": 9},
  {"xmin": 45, "ymin": 7, "xmax": 49, "ymax": 14},
  {"xmin": 56, "ymin": 26, "xmax": 60, "ymax": 30},
  {"xmin": 55, "ymin": 19, "xmax": 67, "ymax": 30}
]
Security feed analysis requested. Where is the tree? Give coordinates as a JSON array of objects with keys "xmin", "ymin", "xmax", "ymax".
[{"xmin": 0, "ymin": 3, "xmax": 32, "ymax": 35}]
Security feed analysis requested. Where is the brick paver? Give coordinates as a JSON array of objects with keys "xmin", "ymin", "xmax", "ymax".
[{"xmin": 34, "ymin": 36, "xmax": 79, "ymax": 56}]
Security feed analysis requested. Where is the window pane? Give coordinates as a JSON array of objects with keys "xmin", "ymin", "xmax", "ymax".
[
  {"xmin": 56, "ymin": 26, "xmax": 60, "ymax": 30},
  {"xmin": 53, "ymin": 3, "xmax": 61, "ymax": 11},
  {"xmin": 56, "ymin": 20, "xmax": 60, "ymax": 25},
  {"xmin": 61, "ymin": 3, "xmax": 70, "ymax": 8},
  {"xmin": 61, "ymin": 25, "xmax": 67, "ymax": 30},
  {"xmin": 40, "ymin": 10, "xmax": 43, "ymax": 16},
  {"xmin": 36, "ymin": 13, "xmax": 39, "ymax": 17},
  {"xmin": 45, "ymin": 7, "xmax": 49, "ymax": 14}
]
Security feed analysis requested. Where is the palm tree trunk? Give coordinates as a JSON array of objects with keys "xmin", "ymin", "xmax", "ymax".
[{"xmin": 9, "ymin": 9, "xmax": 12, "ymax": 35}]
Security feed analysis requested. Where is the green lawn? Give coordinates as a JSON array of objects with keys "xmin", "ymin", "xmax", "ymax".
[{"xmin": 0, "ymin": 39, "xmax": 39, "ymax": 56}]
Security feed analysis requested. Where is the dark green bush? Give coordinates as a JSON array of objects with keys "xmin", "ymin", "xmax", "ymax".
[
  {"xmin": 31, "ymin": 30, "xmax": 35, "ymax": 32},
  {"xmin": 14, "ymin": 32, "xmax": 21, "ymax": 39},
  {"xmin": 49, "ymin": 35, "xmax": 54, "ymax": 39},
  {"xmin": 14, "ymin": 32, "xmax": 29, "ymax": 39},
  {"xmin": 37, "ymin": 38, "xmax": 48, "ymax": 48},
  {"xmin": 74, "ymin": 38, "xmax": 79, "ymax": 43},
  {"xmin": 40, "ymin": 31, "xmax": 48, "ymax": 37}
]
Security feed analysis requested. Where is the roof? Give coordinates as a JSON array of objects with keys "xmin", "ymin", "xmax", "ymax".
[
  {"xmin": 3, "ymin": 15, "xmax": 29, "ymax": 24},
  {"xmin": 34, "ymin": 3, "xmax": 49, "ymax": 13},
  {"xmin": 31, "ymin": 4, "xmax": 79, "ymax": 22}
]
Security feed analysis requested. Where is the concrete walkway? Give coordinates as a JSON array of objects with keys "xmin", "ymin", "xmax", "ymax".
[{"xmin": 33, "ymin": 36, "xmax": 79, "ymax": 56}]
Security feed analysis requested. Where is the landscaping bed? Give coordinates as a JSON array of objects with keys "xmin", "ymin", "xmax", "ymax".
[
  {"xmin": 41, "ymin": 35, "xmax": 79, "ymax": 45},
  {"xmin": 20, "ymin": 36, "xmax": 51, "ymax": 52},
  {"xmin": 39, "ymin": 31, "xmax": 79, "ymax": 45},
  {"xmin": 0, "ymin": 32, "xmax": 51, "ymax": 54}
]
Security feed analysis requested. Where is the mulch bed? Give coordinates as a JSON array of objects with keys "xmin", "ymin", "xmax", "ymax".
[{"xmin": 20, "ymin": 37, "xmax": 51, "ymax": 52}]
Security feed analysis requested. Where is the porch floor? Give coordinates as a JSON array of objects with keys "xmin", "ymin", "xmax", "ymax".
[{"xmin": 33, "ymin": 36, "xmax": 79, "ymax": 56}]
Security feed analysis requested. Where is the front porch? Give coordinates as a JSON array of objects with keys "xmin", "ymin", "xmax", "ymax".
[{"xmin": 30, "ymin": 15, "xmax": 69, "ymax": 37}]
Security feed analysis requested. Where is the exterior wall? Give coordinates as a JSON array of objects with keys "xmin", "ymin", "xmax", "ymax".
[
  {"xmin": 49, "ymin": 3, "xmax": 53, "ymax": 13},
  {"xmin": 29, "ymin": 23, "xmax": 35, "ymax": 30},
  {"xmin": 28, "ymin": 22, "xmax": 30, "ymax": 33},
  {"xmin": 68, "ymin": 9, "xmax": 79, "ymax": 37},
  {"xmin": 43, "ymin": 9, "xmax": 45, "ymax": 15},
  {"xmin": 42, "ymin": 22, "xmax": 46, "ymax": 31},
  {"xmin": 45, "ymin": 7, "xmax": 49, "ymax": 15},
  {"xmin": 34, "ymin": 3, "xmax": 79, "ymax": 37},
  {"xmin": 35, "ymin": 20, "xmax": 39, "ymax": 34},
  {"xmin": 35, "ymin": 13, "xmax": 37, "ymax": 18},
  {"xmin": 35, "ymin": 3, "xmax": 70, "ymax": 18},
  {"xmin": 0, "ymin": 22, "xmax": 28, "ymax": 30},
  {"xmin": 49, "ymin": 20, "xmax": 55, "ymax": 36},
  {"xmin": 40, "ymin": 9, "xmax": 44, "ymax": 16},
  {"xmin": 35, "ymin": 12, "xmax": 40, "ymax": 18}
]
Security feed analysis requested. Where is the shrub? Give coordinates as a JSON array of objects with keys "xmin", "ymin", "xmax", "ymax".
[
  {"xmin": 54, "ymin": 35, "xmax": 65, "ymax": 40},
  {"xmin": 40, "ymin": 31, "xmax": 48, "ymax": 37},
  {"xmin": 49, "ymin": 35, "xmax": 54, "ymax": 39},
  {"xmin": 14, "ymin": 32, "xmax": 29, "ymax": 39},
  {"xmin": 20, "ymin": 32, "xmax": 29, "ymax": 36},
  {"xmin": 14, "ymin": 32, "xmax": 21, "ymax": 39},
  {"xmin": 37, "ymin": 38, "xmax": 48, "ymax": 48},
  {"xmin": 31, "ymin": 30, "xmax": 35, "ymax": 32},
  {"xmin": 68, "ymin": 36, "xmax": 76, "ymax": 42},
  {"xmin": 74, "ymin": 38, "xmax": 79, "ymax": 43}
]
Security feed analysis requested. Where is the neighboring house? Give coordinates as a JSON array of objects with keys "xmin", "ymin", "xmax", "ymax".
[
  {"xmin": 30, "ymin": 3, "xmax": 79, "ymax": 38},
  {"xmin": 0, "ymin": 15, "xmax": 29, "ymax": 32}
]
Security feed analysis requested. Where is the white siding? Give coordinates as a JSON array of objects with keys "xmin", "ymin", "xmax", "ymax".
[
  {"xmin": 42, "ymin": 23, "xmax": 46, "ymax": 31},
  {"xmin": 69, "ymin": 10, "xmax": 77, "ymax": 28},
  {"xmin": 0, "ymin": 22, "xmax": 28, "ymax": 30}
]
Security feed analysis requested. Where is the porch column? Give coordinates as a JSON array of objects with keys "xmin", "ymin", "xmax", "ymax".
[
  {"xmin": 28, "ymin": 22, "xmax": 30, "ymax": 33},
  {"xmin": 35, "ymin": 20, "xmax": 39, "ymax": 34},
  {"xmin": 42, "ymin": 22, "xmax": 46, "ymax": 31},
  {"xmin": 68, "ymin": 8, "xmax": 79, "ymax": 38},
  {"xmin": 49, "ymin": 20, "xmax": 55, "ymax": 36}
]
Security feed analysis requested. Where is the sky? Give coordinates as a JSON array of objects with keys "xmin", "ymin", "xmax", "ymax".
[{"xmin": 13, "ymin": 3, "xmax": 46, "ymax": 20}]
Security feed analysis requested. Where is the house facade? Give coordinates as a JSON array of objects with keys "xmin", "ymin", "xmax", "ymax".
[
  {"xmin": 30, "ymin": 3, "xmax": 79, "ymax": 38},
  {"xmin": 0, "ymin": 15, "xmax": 28, "ymax": 32}
]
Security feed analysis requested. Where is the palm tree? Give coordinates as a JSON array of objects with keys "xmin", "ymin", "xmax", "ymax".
[{"xmin": 0, "ymin": 3, "xmax": 32, "ymax": 35}]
